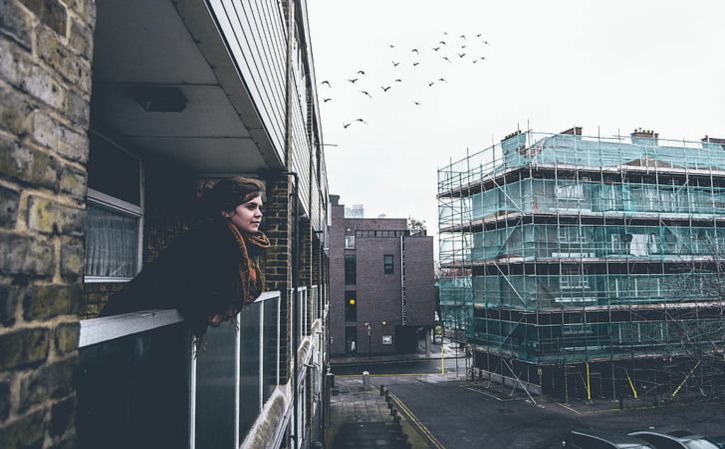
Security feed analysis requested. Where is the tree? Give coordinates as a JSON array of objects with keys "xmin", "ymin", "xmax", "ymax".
[{"xmin": 408, "ymin": 216, "xmax": 427, "ymax": 235}]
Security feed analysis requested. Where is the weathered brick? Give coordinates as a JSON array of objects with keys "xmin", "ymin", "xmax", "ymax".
[
  {"xmin": 36, "ymin": 26, "xmax": 92, "ymax": 94},
  {"xmin": 58, "ymin": 164, "xmax": 86, "ymax": 200},
  {"xmin": 0, "ymin": 135, "xmax": 60, "ymax": 190},
  {"xmin": 26, "ymin": 195, "xmax": 84, "ymax": 236},
  {"xmin": 0, "ymin": 233, "xmax": 55, "ymax": 276},
  {"xmin": 24, "ymin": 65, "xmax": 66, "ymax": 110},
  {"xmin": 65, "ymin": 89, "xmax": 89, "ymax": 127},
  {"xmin": 0, "ymin": 84, "xmax": 34, "ymax": 137},
  {"xmin": 0, "ymin": 283, "xmax": 24, "ymax": 327},
  {"xmin": 24, "ymin": 283, "xmax": 82, "ymax": 320},
  {"xmin": 0, "ymin": 409, "xmax": 45, "ymax": 449},
  {"xmin": 18, "ymin": 0, "xmax": 67, "ymax": 36},
  {"xmin": 0, "ymin": 327, "xmax": 49, "ymax": 370},
  {"xmin": 0, "ymin": 381, "xmax": 9, "ymax": 421},
  {"xmin": 18, "ymin": 357, "xmax": 75, "ymax": 411},
  {"xmin": 60, "ymin": 236, "xmax": 83, "ymax": 279},
  {"xmin": 0, "ymin": 0, "xmax": 33, "ymax": 50},
  {"xmin": 53, "ymin": 322, "xmax": 78, "ymax": 354},
  {"xmin": 0, "ymin": 185, "xmax": 20, "ymax": 227},
  {"xmin": 31, "ymin": 112, "xmax": 89, "ymax": 163},
  {"xmin": 68, "ymin": 17, "xmax": 92, "ymax": 59},
  {"xmin": 49, "ymin": 396, "xmax": 74, "ymax": 437}
]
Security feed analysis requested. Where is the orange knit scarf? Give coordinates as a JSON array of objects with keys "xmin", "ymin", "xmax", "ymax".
[{"xmin": 227, "ymin": 223, "xmax": 271, "ymax": 303}]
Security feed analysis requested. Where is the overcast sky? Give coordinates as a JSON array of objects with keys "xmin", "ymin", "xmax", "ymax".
[{"xmin": 307, "ymin": 0, "xmax": 725, "ymax": 258}]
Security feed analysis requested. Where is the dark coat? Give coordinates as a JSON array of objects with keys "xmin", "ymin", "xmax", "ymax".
[{"xmin": 100, "ymin": 219, "xmax": 246, "ymax": 334}]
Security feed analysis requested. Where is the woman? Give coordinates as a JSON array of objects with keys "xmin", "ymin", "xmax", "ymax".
[{"xmin": 100, "ymin": 177, "xmax": 270, "ymax": 337}]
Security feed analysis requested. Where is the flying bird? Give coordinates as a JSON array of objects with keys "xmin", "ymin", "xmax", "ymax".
[
  {"xmin": 457, "ymin": 53, "xmax": 466, "ymax": 58},
  {"xmin": 359, "ymin": 90, "xmax": 372, "ymax": 98},
  {"xmin": 412, "ymin": 100, "xmax": 421, "ymax": 106},
  {"xmin": 473, "ymin": 56, "xmax": 486, "ymax": 63},
  {"xmin": 476, "ymin": 34, "xmax": 482, "ymax": 38},
  {"xmin": 355, "ymin": 118, "xmax": 368, "ymax": 124},
  {"xmin": 392, "ymin": 61, "xmax": 400, "ymax": 67},
  {"xmin": 443, "ymin": 31, "xmax": 448, "ymax": 35},
  {"xmin": 439, "ymin": 41, "xmax": 446, "ymax": 45},
  {"xmin": 388, "ymin": 44, "xmax": 395, "ymax": 48},
  {"xmin": 438, "ymin": 78, "xmax": 447, "ymax": 83},
  {"xmin": 357, "ymin": 70, "xmax": 366, "ymax": 75},
  {"xmin": 413, "ymin": 62, "xmax": 420, "ymax": 66},
  {"xmin": 461, "ymin": 44, "xmax": 467, "ymax": 49},
  {"xmin": 321, "ymin": 80, "xmax": 331, "ymax": 87},
  {"xmin": 433, "ymin": 47, "xmax": 441, "ymax": 51},
  {"xmin": 483, "ymin": 41, "xmax": 489, "ymax": 45},
  {"xmin": 441, "ymin": 56, "xmax": 451, "ymax": 63},
  {"xmin": 394, "ymin": 79, "xmax": 402, "ymax": 83},
  {"xmin": 343, "ymin": 123, "xmax": 352, "ymax": 129},
  {"xmin": 381, "ymin": 85, "xmax": 392, "ymax": 92},
  {"xmin": 411, "ymin": 49, "xmax": 419, "ymax": 54},
  {"xmin": 428, "ymin": 81, "xmax": 435, "ymax": 87},
  {"xmin": 460, "ymin": 34, "xmax": 466, "ymax": 39},
  {"xmin": 348, "ymin": 78, "xmax": 359, "ymax": 83},
  {"xmin": 323, "ymin": 98, "xmax": 332, "ymax": 102}
]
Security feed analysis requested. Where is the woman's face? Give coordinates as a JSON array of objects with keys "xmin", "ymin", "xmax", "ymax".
[{"xmin": 222, "ymin": 195, "xmax": 263, "ymax": 233}]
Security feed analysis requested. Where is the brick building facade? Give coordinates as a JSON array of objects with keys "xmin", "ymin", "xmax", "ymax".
[
  {"xmin": 1, "ymin": 1, "xmax": 330, "ymax": 448},
  {"xmin": 329, "ymin": 195, "xmax": 435, "ymax": 357}
]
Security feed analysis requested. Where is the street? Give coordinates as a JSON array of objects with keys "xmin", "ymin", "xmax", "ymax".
[{"xmin": 332, "ymin": 359, "xmax": 725, "ymax": 449}]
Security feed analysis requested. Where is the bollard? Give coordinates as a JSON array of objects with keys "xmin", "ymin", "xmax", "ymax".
[
  {"xmin": 379, "ymin": 384, "xmax": 385, "ymax": 396},
  {"xmin": 362, "ymin": 371, "xmax": 371, "ymax": 390}
]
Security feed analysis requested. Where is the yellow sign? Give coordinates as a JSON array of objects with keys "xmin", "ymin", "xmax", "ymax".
[{"xmin": 348, "ymin": 298, "xmax": 356, "ymax": 305}]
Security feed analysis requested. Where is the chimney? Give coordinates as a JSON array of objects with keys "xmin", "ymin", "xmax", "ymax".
[
  {"xmin": 560, "ymin": 126, "xmax": 582, "ymax": 136},
  {"xmin": 631, "ymin": 128, "xmax": 658, "ymax": 145},
  {"xmin": 330, "ymin": 194, "xmax": 340, "ymax": 206},
  {"xmin": 702, "ymin": 136, "xmax": 725, "ymax": 151}
]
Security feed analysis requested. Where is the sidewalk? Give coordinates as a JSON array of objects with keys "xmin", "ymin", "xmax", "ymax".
[
  {"xmin": 330, "ymin": 340, "xmax": 464, "ymax": 367},
  {"xmin": 328, "ymin": 377, "xmax": 413, "ymax": 449}
]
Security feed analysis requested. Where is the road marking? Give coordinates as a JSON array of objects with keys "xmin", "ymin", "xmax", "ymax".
[
  {"xmin": 389, "ymin": 391, "xmax": 448, "ymax": 449},
  {"xmin": 557, "ymin": 402, "xmax": 581, "ymax": 415}
]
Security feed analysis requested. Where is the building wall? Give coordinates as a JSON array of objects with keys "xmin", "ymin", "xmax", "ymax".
[
  {"xmin": 329, "ymin": 197, "xmax": 435, "ymax": 356},
  {"xmin": 0, "ymin": 1, "xmax": 95, "ymax": 447}
]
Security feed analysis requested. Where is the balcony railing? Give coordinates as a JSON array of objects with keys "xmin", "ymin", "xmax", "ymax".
[{"xmin": 77, "ymin": 291, "xmax": 282, "ymax": 449}]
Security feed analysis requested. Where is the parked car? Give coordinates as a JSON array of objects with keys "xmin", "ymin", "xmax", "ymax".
[
  {"xmin": 628, "ymin": 428, "xmax": 719, "ymax": 449},
  {"xmin": 567, "ymin": 430, "xmax": 656, "ymax": 449}
]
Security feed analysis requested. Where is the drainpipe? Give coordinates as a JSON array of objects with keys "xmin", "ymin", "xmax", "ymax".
[{"xmin": 283, "ymin": 0, "xmax": 299, "ymax": 445}]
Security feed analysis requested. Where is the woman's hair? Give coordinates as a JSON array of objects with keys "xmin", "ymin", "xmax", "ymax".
[{"xmin": 203, "ymin": 176, "xmax": 266, "ymax": 218}]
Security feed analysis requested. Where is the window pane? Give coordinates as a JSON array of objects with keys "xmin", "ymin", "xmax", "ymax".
[
  {"xmin": 384, "ymin": 255, "xmax": 394, "ymax": 274},
  {"xmin": 344, "ymin": 255, "xmax": 356, "ymax": 284},
  {"xmin": 88, "ymin": 133, "xmax": 141, "ymax": 205},
  {"xmin": 85, "ymin": 202, "xmax": 140, "ymax": 278}
]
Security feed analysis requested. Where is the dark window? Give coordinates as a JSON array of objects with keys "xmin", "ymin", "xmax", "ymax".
[
  {"xmin": 344, "ymin": 290, "xmax": 357, "ymax": 321},
  {"xmin": 345, "ymin": 255, "xmax": 356, "ymax": 284},
  {"xmin": 384, "ymin": 255, "xmax": 394, "ymax": 274}
]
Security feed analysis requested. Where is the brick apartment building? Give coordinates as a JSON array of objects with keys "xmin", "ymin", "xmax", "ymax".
[
  {"xmin": 0, "ymin": 1, "xmax": 329, "ymax": 448},
  {"xmin": 329, "ymin": 195, "xmax": 435, "ymax": 356}
]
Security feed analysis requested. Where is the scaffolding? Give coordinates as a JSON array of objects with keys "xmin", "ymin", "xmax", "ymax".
[{"xmin": 438, "ymin": 128, "xmax": 725, "ymax": 399}]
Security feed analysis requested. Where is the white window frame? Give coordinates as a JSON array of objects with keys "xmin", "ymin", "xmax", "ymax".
[{"xmin": 84, "ymin": 132, "xmax": 144, "ymax": 283}]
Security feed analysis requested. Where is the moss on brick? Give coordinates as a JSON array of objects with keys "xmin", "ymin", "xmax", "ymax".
[{"xmin": 0, "ymin": 327, "xmax": 49, "ymax": 371}]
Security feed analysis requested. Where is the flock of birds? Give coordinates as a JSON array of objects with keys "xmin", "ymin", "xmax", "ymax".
[{"xmin": 318, "ymin": 31, "xmax": 491, "ymax": 130}]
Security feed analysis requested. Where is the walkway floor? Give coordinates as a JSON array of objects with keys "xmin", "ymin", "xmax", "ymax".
[{"xmin": 328, "ymin": 377, "xmax": 411, "ymax": 449}]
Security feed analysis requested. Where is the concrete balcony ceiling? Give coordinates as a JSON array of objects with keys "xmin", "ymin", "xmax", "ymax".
[{"xmin": 91, "ymin": 0, "xmax": 283, "ymax": 173}]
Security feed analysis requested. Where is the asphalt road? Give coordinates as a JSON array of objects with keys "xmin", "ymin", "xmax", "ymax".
[
  {"xmin": 330, "ymin": 357, "xmax": 725, "ymax": 449},
  {"xmin": 386, "ymin": 379, "xmax": 725, "ymax": 449}
]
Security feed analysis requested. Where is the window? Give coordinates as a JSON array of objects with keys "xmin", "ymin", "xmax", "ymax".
[
  {"xmin": 344, "ymin": 235, "xmax": 355, "ymax": 249},
  {"xmin": 344, "ymin": 291, "xmax": 357, "ymax": 321},
  {"xmin": 555, "ymin": 184, "xmax": 584, "ymax": 200},
  {"xmin": 344, "ymin": 255, "xmax": 356, "ymax": 284},
  {"xmin": 384, "ymin": 255, "xmax": 394, "ymax": 274},
  {"xmin": 84, "ymin": 132, "xmax": 143, "ymax": 281}
]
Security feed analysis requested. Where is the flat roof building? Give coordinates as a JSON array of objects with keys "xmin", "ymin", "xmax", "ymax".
[{"xmin": 329, "ymin": 196, "xmax": 435, "ymax": 357}]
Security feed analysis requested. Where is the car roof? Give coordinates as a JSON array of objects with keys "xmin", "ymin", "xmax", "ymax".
[{"xmin": 573, "ymin": 430, "xmax": 656, "ymax": 445}]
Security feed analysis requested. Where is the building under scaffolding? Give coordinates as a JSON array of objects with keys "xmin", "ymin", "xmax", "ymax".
[{"xmin": 438, "ymin": 127, "xmax": 725, "ymax": 401}]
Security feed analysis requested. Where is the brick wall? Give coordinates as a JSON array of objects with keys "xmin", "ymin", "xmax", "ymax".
[
  {"xmin": 0, "ymin": 1, "xmax": 95, "ymax": 448},
  {"xmin": 262, "ymin": 175, "xmax": 293, "ymax": 381}
]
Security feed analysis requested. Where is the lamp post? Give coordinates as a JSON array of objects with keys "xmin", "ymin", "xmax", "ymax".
[{"xmin": 364, "ymin": 322, "xmax": 372, "ymax": 359}]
